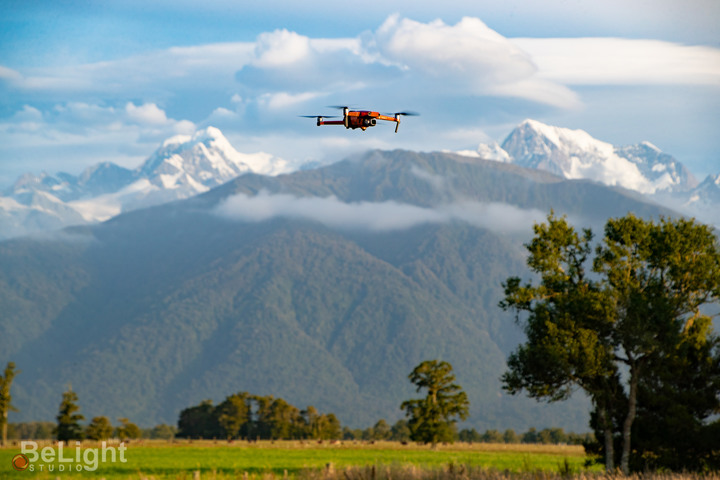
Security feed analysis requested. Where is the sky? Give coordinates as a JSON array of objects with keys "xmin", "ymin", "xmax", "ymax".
[{"xmin": 1, "ymin": 0, "xmax": 719, "ymax": 188}]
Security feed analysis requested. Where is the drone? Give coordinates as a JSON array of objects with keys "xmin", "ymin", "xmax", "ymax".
[{"xmin": 301, "ymin": 106, "xmax": 419, "ymax": 133}]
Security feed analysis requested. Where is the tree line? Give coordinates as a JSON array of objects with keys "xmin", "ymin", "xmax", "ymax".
[
  {"xmin": 5, "ymin": 421, "xmax": 177, "ymax": 441},
  {"xmin": 55, "ymin": 387, "xmax": 146, "ymax": 442},
  {"xmin": 458, "ymin": 427, "xmax": 592, "ymax": 445},
  {"xmin": 177, "ymin": 393, "xmax": 342, "ymax": 440}
]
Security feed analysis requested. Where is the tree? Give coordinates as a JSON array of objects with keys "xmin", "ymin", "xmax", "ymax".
[
  {"xmin": 216, "ymin": 392, "xmax": 251, "ymax": 439},
  {"xmin": 501, "ymin": 213, "xmax": 720, "ymax": 473},
  {"xmin": 177, "ymin": 400, "xmax": 222, "ymax": 439},
  {"xmin": 400, "ymin": 360, "xmax": 469, "ymax": 447},
  {"xmin": 85, "ymin": 416, "xmax": 113, "ymax": 441},
  {"xmin": 116, "ymin": 418, "xmax": 142, "ymax": 440},
  {"xmin": 371, "ymin": 419, "xmax": 391, "ymax": 440},
  {"xmin": 54, "ymin": 387, "xmax": 84, "ymax": 443},
  {"xmin": 0, "ymin": 362, "xmax": 19, "ymax": 447},
  {"xmin": 481, "ymin": 429, "xmax": 504, "ymax": 443},
  {"xmin": 148, "ymin": 424, "xmax": 177, "ymax": 440},
  {"xmin": 458, "ymin": 428, "xmax": 482, "ymax": 443},
  {"xmin": 301, "ymin": 406, "xmax": 321, "ymax": 439},
  {"xmin": 265, "ymin": 398, "xmax": 302, "ymax": 440},
  {"xmin": 503, "ymin": 429, "xmax": 520, "ymax": 444},
  {"xmin": 316, "ymin": 413, "xmax": 342, "ymax": 440},
  {"xmin": 389, "ymin": 419, "xmax": 411, "ymax": 442}
]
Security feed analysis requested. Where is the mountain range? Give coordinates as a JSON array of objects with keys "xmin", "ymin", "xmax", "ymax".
[
  {"xmin": 0, "ymin": 147, "xmax": 678, "ymax": 432},
  {"xmin": 0, "ymin": 120, "xmax": 717, "ymax": 432},
  {"xmin": 0, "ymin": 127, "xmax": 293, "ymax": 239},
  {"xmin": 2, "ymin": 119, "xmax": 717, "ymax": 241}
]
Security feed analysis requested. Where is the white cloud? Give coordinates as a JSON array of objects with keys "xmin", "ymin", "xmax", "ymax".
[
  {"xmin": 230, "ymin": 15, "xmax": 579, "ymax": 108},
  {"xmin": 258, "ymin": 91, "xmax": 323, "ymax": 110},
  {"xmin": 513, "ymin": 38, "xmax": 720, "ymax": 86},
  {"xmin": 125, "ymin": 102, "xmax": 169, "ymax": 125},
  {"xmin": 252, "ymin": 30, "xmax": 312, "ymax": 67},
  {"xmin": 1, "ymin": 42, "xmax": 255, "ymax": 96},
  {"xmin": 0, "ymin": 101, "xmax": 196, "ymax": 178},
  {"xmin": 0, "ymin": 66, "xmax": 23, "ymax": 82},
  {"xmin": 374, "ymin": 15, "xmax": 535, "ymax": 85},
  {"xmin": 214, "ymin": 190, "xmax": 545, "ymax": 233},
  {"xmin": 487, "ymin": 78, "xmax": 582, "ymax": 109}
]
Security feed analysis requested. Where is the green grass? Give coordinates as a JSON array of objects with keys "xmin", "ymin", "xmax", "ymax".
[{"xmin": 0, "ymin": 440, "xmax": 599, "ymax": 479}]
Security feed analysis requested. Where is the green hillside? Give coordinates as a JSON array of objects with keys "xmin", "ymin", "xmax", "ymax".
[{"xmin": 0, "ymin": 150, "xmax": 673, "ymax": 430}]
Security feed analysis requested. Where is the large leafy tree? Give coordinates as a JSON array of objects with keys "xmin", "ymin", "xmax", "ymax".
[
  {"xmin": 501, "ymin": 213, "xmax": 720, "ymax": 473},
  {"xmin": 400, "ymin": 360, "xmax": 469, "ymax": 447},
  {"xmin": 0, "ymin": 362, "xmax": 19, "ymax": 447},
  {"xmin": 54, "ymin": 387, "xmax": 85, "ymax": 443}
]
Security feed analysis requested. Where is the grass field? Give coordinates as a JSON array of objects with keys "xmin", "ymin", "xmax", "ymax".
[{"xmin": 1, "ymin": 440, "xmax": 600, "ymax": 479}]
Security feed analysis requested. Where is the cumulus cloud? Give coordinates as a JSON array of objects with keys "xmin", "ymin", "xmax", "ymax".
[
  {"xmin": 125, "ymin": 102, "xmax": 170, "ymax": 125},
  {"xmin": 0, "ymin": 101, "xmax": 196, "ymax": 177},
  {"xmin": 374, "ymin": 15, "xmax": 535, "ymax": 85},
  {"xmin": 214, "ymin": 190, "xmax": 545, "ymax": 234},
  {"xmin": 252, "ymin": 29, "xmax": 312, "ymax": 68},
  {"xmin": 235, "ymin": 31, "xmax": 397, "ymax": 95},
  {"xmin": 231, "ymin": 15, "xmax": 579, "ymax": 109},
  {"xmin": 1, "ymin": 102, "xmax": 194, "ymax": 138}
]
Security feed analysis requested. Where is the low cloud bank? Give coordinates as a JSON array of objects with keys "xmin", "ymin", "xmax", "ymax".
[{"xmin": 214, "ymin": 191, "xmax": 544, "ymax": 234}]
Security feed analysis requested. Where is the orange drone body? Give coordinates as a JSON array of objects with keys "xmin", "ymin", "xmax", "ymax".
[{"xmin": 301, "ymin": 107, "xmax": 418, "ymax": 133}]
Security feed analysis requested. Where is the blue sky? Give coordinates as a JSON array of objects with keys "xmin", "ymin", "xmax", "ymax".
[{"xmin": 1, "ymin": 0, "xmax": 719, "ymax": 187}]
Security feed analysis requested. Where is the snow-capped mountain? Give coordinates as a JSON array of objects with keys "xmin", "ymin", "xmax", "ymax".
[
  {"xmin": 463, "ymin": 119, "xmax": 717, "ymax": 228},
  {"xmin": 0, "ymin": 127, "xmax": 293, "ymax": 239},
  {"xmin": 499, "ymin": 119, "xmax": 698, "ymax": 194}
]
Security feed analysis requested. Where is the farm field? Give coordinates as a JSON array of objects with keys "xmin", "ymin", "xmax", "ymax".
[{"xmin": 1, "ymin": 440, "xmax": 599, "ymax": 479}]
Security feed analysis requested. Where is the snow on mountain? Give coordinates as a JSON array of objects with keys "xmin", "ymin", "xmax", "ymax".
[
  {"xmin": 455, "ymin": 141, "xmax": 512, "ymax": 163},
  {"xmin": 681, "ymin": 173, "xmax": 720, "ymax": 228},
  {"xmin": 500, "ymin": 119, "xmax": 697, "ymax": 194},
  {"xmin": 0, "ymin": 190, "xmax": 87, "ymax": 239},
  {"xmin": 615, "ymin": 142, "xmax": 698, "ymax": 193},
  {"xmin": 125, "ymin": 126, "xmax": 293, "ymax": 210},
  {"xmin": 689, "ymin": 173, "xmax": 720, "ymax": 205},
  {"xmin": 0, "ymin": 127, "xmax": 292, "ymax": 239},
  {"xmin": 138, "ymin": 127, "xmax": 290, "ymax": 189},
  {"xmin": 461, "ymin": 119, "xmax": 718, "ymax": 228}
]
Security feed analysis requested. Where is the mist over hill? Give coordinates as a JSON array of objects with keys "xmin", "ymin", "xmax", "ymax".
[{"xmin": 0, "ymin": 149, "xmax": 676, "ymax": 431}]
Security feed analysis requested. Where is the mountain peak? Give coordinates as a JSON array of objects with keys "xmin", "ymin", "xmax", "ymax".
[
  {"xmin": 501, "ymin": 119, "xmax": 696, "ymax": 195},
  {"xmin": 639, "ymin": 141, "xmax": 661, "ymax": 153}
]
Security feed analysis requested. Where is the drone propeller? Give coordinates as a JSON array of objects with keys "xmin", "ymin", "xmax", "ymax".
[
  {"xmin": 385, "ymin": 111, "xmax": 420, "ymax": 117},
  {"xmin": 299, "ymin": 115, "xmax": 339, "ymax": 127},
  {"xmin": 327, "ymin": 106, "xmax": 354, "ymax": 128},
  {"xmin": 389, "ymin": 111, "xmax": 420, "ymax": 133}
]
